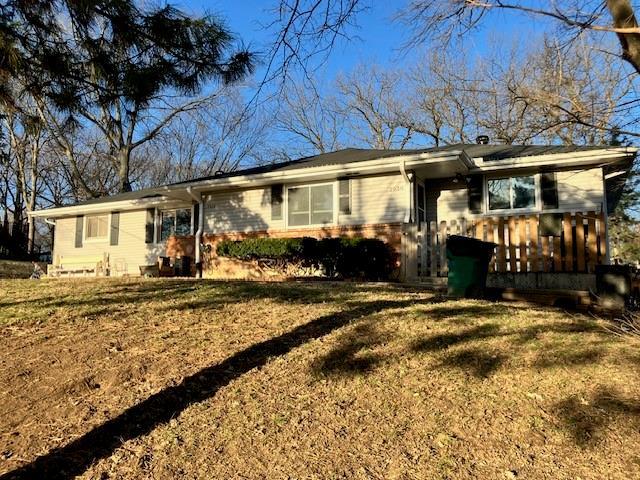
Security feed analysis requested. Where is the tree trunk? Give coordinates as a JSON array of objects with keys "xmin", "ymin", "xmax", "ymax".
[
  {"xmin": 117, "ymin": 148, "xmax": 132, "ymax": 192},
  {"xmin": 608, "ymin": 0, "xmax": 640, "ymax": 74}
]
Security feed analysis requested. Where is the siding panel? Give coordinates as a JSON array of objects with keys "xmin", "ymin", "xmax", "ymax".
[
  {"xmin": 340, "ymin": 174, "xmax": 407, "ymax": 226},
  {"xmin": 556, "ymin": 168, "xmax": 604, "ymax": 211},
  {"xmin": 203, "ymin": 173, "xmax": 408, "ymax": 234},
  {"xmin": 53, "ymin": 209, "xmax": 165, "ymax": 275}
]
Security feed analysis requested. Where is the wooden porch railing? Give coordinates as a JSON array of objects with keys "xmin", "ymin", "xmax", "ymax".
[{"xmin": 402, "ymin": 211, "xmax": 608, "ymax": 279}]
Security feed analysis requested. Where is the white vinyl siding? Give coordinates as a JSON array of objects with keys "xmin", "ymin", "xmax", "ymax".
[
  {"xmin": 53, "ymin": 209, "xmax": 165, "ymax": 275},
  {"xmin": 427, "ymin": 166, "xmax": 605, "ymax": 224},
  {"xmin": 339, "ymin": 174, "xmax": 407, "ymax": 226},
  {"xmin": 203, "ymin": 173, "xmax": 408, "ymax": 234},
  {"xmin": 204, "ymin": 188, "xmax": 276, "ymax": 234},
  {"xmin": 556, "ymin": 168, "xmax": 604, "ymax": 211}
]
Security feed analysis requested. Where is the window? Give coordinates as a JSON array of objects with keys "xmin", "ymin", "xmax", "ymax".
[
  {"xmin": 160, "ymin": 208, "xmax": 191, "ymax": 241},
  {"xmin": 338, "ymin": 179, "xmax": 351, "ymax": 215},
  {"xmin": 271, "ymin": 184, "xmax": 283, "ymax": 220},
  {"xmin": 85, "ymin": 214, "xmax": 108, "ymax": 239},
  {"xmin": 287, "ymin": 184, "xmax": 334, "ymax": 226},
  {"xmin": 487, "ymin": 175, "xmax": 536, "ymax": 211}
]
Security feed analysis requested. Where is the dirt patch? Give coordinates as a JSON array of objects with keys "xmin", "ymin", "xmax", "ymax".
[{"xmin": 0, "ymin": 279, "xmax": 639, "ymax": 479}]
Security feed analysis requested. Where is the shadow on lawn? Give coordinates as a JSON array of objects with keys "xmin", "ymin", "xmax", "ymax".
[
  {"xmin": 554, "ymin": 387, "xmax": 640, "ymax": 447},
  {"xmin": 2, "ymin": 279, "xmax": 429, "ymax": 312},
  {"xmin": 0, "ymin": 296, "xmax": 428, "ymax": 480},
  {"xmin": 309, "ymin": 301, "xmax": 640, "ymax": 446}
]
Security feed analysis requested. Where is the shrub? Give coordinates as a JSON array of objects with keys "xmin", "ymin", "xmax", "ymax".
[
  {"xmin": 215, "ymin": 236, "xmax": 391, "ymax": 280},
  {"xmin": 216, "ymin": 237, "xmax": 308, "ymax": 261}
]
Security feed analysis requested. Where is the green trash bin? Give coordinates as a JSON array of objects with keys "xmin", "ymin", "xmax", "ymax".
[{"xmin": 446, "ymin": 235, "xmax": 496, "ymax": 298}]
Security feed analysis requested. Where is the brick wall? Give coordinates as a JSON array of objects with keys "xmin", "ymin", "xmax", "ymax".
[{"xmin": 166, "ymin": 223, "xmax": 404, "ymax": 279}]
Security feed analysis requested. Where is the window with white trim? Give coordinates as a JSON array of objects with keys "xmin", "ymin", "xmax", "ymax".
[
  {"xmin": 287, "ymin": 184, "xmax": 334, "ymax": 226},
  {"xmin": 160, "ymin": 208, "xmax": 191, "ymax": 241},
  {"xmin": 85, "ymin": 214, "xmax": 108, "ymax": 240},
  {"xmin": 487, "ymin": 175, "xmax": 536, "ymax": 211}
]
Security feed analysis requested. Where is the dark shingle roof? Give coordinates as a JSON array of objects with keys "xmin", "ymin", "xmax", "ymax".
[{"xmin": 65, "ymin": 144, "xmax": 622, "ymax": 208}]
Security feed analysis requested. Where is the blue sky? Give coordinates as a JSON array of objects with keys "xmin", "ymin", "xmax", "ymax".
[{"xmin": 177, "ymin": 1, "xmax": 545, "ymax": 86}]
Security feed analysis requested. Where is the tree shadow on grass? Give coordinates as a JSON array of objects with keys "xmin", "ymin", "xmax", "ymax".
[
  {"xmin": 4, "ymin": 280, "xmax": 425, "ymax": 312},
  {"xmin": 310, "ymin": 322, "xmax": 389, "ymax": 377},
  {"xmin": 439, "ymin": 348, "xmax": 507, "ymax": 379},
  {"xmin": 0, "ymin": 297, "xmax": 422, "ymax": 480},
  {"xmin": 554, "ymin": 387, "xmax": 640, "ymax": 447},
  {"xmin": 411, "ymin": 324, "xmax": 503, "ymax": 352}
]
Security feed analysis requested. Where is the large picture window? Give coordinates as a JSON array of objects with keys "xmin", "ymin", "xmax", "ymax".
[
  {"xmin": 85, "ymin": 214, "xmax": 108, "ymax": 239},
  {"xmin": 287, "ymin": 184, "xmax": 334, "ymax": 226},
  {"xmin": 487, "ymin": 175, "xmax": 536, "ymax": 211},
  {"xmin": 160, "ymin": 208, "xmax": 191, "ymax": 241}
]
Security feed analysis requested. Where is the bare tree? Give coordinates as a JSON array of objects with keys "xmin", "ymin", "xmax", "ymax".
[
  {"xmin": 337, "ymin": 66, "xmax": 413, "ymax": 149},
  {"xmin": 136, "ymin": 87, "xmax": 271, "ymax": 188},
  {"xmin": 398, "ymin": 1, "xmax": 640, "ymax": 76},
  {"xmin": 275, "ymin": 82, "xmax": 343, "ymax": 155},
  {"xmin": 2, "ymin": 100, "xmax": 47, "ymax": 253}
]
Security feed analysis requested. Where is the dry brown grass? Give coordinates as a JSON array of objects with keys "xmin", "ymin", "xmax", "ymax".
[
  {"xmin": 0, "ymin": 260, "xmax": 39, "ymax": 279},
  {"xmin": 1, "ymin": 278, "xmax": 639, "ymax": 479}
]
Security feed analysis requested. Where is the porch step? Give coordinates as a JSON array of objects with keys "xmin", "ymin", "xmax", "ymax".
[
  {"xmin": 409, "ymin": 276, "xmax": 448, "ymax": 291},
  {"xmin": 487, "ymin": 287, "xmax": 594, "ymax": 310}
]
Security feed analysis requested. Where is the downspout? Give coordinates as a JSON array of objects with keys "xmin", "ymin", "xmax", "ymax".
[
  {"xmin": 187, "ymin": 187, "xmax": 204, "ymax": 278},
  {"xmin": 399, "ymin": 159, "xmax": 413, "ymax": 223},
  {"xmin": 602, "ymin": 173, "xmax": 611, "ymax": 265}
]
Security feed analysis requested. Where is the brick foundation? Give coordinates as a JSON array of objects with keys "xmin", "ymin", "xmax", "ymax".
[{"xmin": 166, "ymin": 223, "xmax": 403, "ymax": 280}]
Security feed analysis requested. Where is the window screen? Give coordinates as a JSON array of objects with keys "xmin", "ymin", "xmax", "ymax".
[
  {"xmin": 287, "ymin": 184, "xmax": 334, "ymax": 226},
  {"xmin": 488, "ymin": 175, "xmax": 536, "ymax": 211},
  {"xmin": 85, "ymin": 214, "xmax": 108, "ymax": 239}
]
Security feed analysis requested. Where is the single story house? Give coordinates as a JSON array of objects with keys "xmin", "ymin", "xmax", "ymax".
[{"xmin": 30, "ymin": 143, "xmax": 636, "ymax": 284}]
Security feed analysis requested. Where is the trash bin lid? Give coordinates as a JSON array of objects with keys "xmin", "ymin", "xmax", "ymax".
[{"xmin": 446, "ymin": 235, "xmax": 497, "ymax": 257}]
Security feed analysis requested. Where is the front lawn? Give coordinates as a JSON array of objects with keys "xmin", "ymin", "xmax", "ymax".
[{"xmin": 0, "ymin": 279, "xmax": 638, "ymax": 479}]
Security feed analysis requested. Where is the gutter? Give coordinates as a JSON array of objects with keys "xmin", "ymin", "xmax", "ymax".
[
  {"xmin": 186, "ymin": 187, "xmax": 204, "ymax": 278},
  {"xmin": 399, "ymin": 159, "xmax": 413, "ymax": 223}
]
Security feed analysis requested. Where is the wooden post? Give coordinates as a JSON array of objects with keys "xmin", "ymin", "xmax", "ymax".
[
  {"xmin": 508, "ymin": 216, "xmax": 517, "ymax": 273},
  {"xmin": 553, "ymin": 236, "xmax": 562, "ymax": 272},
  {"xmin": 597, "ymin": 211, "xmax": 607, "ymax": 265},
  {"xmin": 497, "ymin": 217, "xmax": 506, "ymax": 272},
  {"xmin": 541, "ymin": 236, "xmax": 550, "ymax": 272},
  {"xmin": 475, "ymin": 219, "xmax": 483, "ymax": 240},
  {"xmin": 430, "ymin": 221, "xmax": 437, "ymax": 277},
  {"xmin": 519, "ymin": 215, "xmax": 527, "ymax": 273},
  {"xmin": 440, "ymin": 221, "xmax": 448, "ymax": 276},
  {"xmin": 563, "ymin": 213, "xmax": 573, "ymax": 272},
  {"xmin": 529, "ymin": 215, "xmax": 538, "ymax": 273},
  {"xmin": 587, "ymin": 211, "xmax": 597, "ymax": 273},
  {"xmin": 486, "ymin": 217, "xmax": 495, "ymax": 272},
  {"xmin": 401, "ymin": 223, "xmax": 418, "ymax": 281},
  {"xmin": 575, "ymin": 212, "xmax": 585, "ymax": 272}
]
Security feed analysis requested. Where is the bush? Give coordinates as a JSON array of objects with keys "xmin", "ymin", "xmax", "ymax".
[{"xmin": 215, "ymin": 236, "xmax": 391, "ymax": 280}]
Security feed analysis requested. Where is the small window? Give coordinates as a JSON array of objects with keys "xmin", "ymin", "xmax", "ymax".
[
  {"xmin": 160, "ymin": 208, "xmax": 191, "ymax": 241},
  {"xmin": 488, "ymin": 175, "xmax": 536, "ymax": 211},
  {"xmin": 287, "ymin": 184, "xmax": 334, "ymax": 226},
  {"xmin": 85, "ymin": 214, "xmax": 108, "ymax": 239},
  {"xmin": 339, "ymin": 179, "xmax": 351, "ymax": 215},
  {"xmin": 271, "ymin": 184, "xmax": 283, "ymax": 220}
]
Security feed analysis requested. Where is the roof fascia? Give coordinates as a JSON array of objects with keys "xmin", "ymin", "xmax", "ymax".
[
  {"xmin": 28, "ymin": 196, "xmax": 190, "ymax": 218},
  {"xmin": 470, "ymin": 148, "xmax": 636, "ymax": 173}
]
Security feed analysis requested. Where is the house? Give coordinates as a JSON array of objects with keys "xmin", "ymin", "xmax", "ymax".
[{"xmin": 29, "ymin": 144, "xmax": 636, "ymax": 285}]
